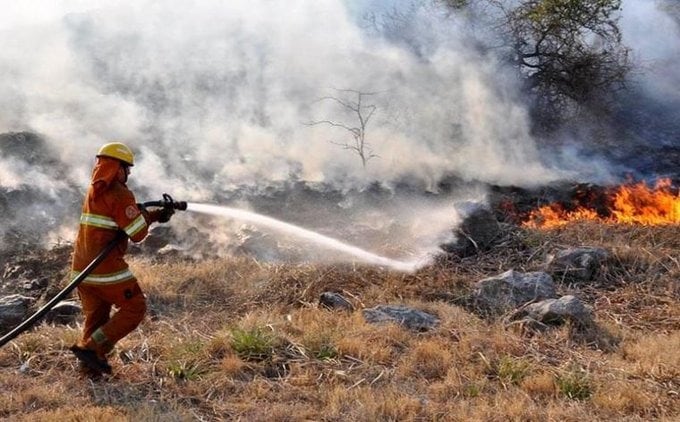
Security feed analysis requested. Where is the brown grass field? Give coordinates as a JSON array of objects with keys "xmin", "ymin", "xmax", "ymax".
[{"xmin": 1, "ymin": 222, "xmax": 678, "ymax": 421}]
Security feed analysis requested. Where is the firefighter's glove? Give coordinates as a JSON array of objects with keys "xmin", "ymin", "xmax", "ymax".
[
  {"xmin": 157, "ymin": 207, "xmax": 175, "ymax": 223},
  {"xmin": 147, "ymin": 208, "xmax": 174, "ymax": 224}
]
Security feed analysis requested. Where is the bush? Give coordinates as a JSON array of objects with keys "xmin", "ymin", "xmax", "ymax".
[
  {"xmin": 556, "ymin": 367, "xmax": 593, "ymax": 400},
  {"xmin": 230, "ymin": 327, "xmax": 276, "ymax": 361},
  {"xmin": 496, "ymin": 355, "xmax": 532, "ymax": 386}
]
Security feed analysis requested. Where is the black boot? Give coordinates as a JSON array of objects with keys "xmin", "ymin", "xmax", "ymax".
[{"xmin": 69, "ymin": 345, "xmax": 112, "ymax": 374}]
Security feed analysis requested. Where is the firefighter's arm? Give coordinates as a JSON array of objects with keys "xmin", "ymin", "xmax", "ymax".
[{"xmin": 111, "ymin": 190, "xmax": 150, "ymax": 243}]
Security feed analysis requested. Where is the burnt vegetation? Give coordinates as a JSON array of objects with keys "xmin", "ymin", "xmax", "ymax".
[
  {"xmin": 0, "ymin": 1, "xmax": 679, "ymax": 420},
  {"xmin": 1, "ymin": 193, "xmax": 678, "ymax": 420}
]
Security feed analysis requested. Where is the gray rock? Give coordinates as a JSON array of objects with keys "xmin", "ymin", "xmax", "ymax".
[
  {"xmin": 2, "ymin": 264, "xmax": 24, "ymax": 281},
  {"xmin": 546, "ymin": 247, "xmax": 609, "ymax": 282},
  {"xmin": 519, "ymin": 295, "xmax": 593, "ymax": 326},
  {"xmin": 362, "ymin": 305, "xmax": 439, "ymax": 331},
  {"xmin": 156, "ymin": 244, "xmax": 185, "ymax": 259},
  {"xmin": 142, "ymin": 225, "xmax": 173, "ymax": 251},
  {"xmin": 440, "ymin": 203, "xmax": 500, "ymax": 257},
  {"xmin": 236, "ymin": 226, "xmax": 283, "ymax": 261},
  {"xmin": 0, "ymin": 294, "xmax": 34, "ymax": 332},
  {"xmin": 45, "ymin": 300, "xmax": 82, "ymax": 325},
  {"xmin": 21, "ymin": 277, "xmax": 49, "ymax": 291},
  {"xmin": 319, "ymin": 292, "xmax": 354, "ymax": 311},
  {"xmin": 473, "ymin": 270, "xmax": 557, "ymax": 316}
]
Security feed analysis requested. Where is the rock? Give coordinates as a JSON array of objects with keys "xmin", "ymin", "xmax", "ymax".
[
  {"xmin": 45, "ymin": 300, "xmax": 82, "ymax": 325},
  {"xmin": 546, "ymin": 247, "xmax": 609, "ymax": 282},
  {"xmin": 21, "ymin": 277, "xmax": 49, "ymax": 291},
  {"xmin": 236, "ymin": 226, "xmax": 284, "ymax": 261},
  {"xmin": 520, "ymin": 295, "xmax": 593, "ymax": 326},
  {"xmin": 440, "ymin": 203, "xmax": 501, "ymax": 257},
  {"xmin": 2, "ymin": 264, "xmax": 24, "ymax": 281},
  {"xmin": 141, "ymin": 225, "xmax": 173, "ymax": 251},
  {"xmin": 362, "ymin": 305, "xmax": 439, "ymax": 331},
  {"xmin": 319, "ymin": 292, "xmax": 354, "ymax": 311},
  {"xmin": 156, "ymin": 244, "xmax": 185, "ymax": 260},
  {"xmin": 0, "ymin": 294, "xmax": 34, "ymax": 332},
  {"xmin": 473, "ymin": 270, "xmax": 557, "ymax": 316}
]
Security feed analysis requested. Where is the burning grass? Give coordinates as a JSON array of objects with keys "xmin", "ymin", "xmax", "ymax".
[
  {"xmin": 0, "ymin": 221, "xmax": 679, "ymax": 420},
  {"xmin": 523, "ymin": 178, "xmax": 680, "ymax": 228}
]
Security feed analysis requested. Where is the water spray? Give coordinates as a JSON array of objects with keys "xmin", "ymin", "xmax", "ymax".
[
  {"xmin": 0, "ymin": 193, "xmax": 431, "ymax": 348},
  {"xmin": 141, "ymin": 195, "xmax": 433, "ymax": 271},
  {"xmin": 186, "ymin": 203, "xmax": 432, "ymax": 273}
]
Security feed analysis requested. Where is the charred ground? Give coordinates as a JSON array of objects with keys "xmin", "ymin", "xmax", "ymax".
[
  {"xmin": 1, "ymin": 131, "xmax": 679, "ymax": 420},
  {"xmin": 0, "ymin": 181, "xmax": 678, "ymax": 420}
]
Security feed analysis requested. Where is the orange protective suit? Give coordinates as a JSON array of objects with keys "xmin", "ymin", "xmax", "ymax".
[{"xmin": 71, "ymin": 157, "xmax": 161, "ymax": 360}]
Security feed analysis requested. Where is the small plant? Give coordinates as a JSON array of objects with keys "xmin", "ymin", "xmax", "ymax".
[
  {"xmin": 462, "ymin": 382, "xmax": 482, "ymax": 398},
  {"xmin": 314, "ymin": 342, "xmax": 338, "ymax": 361},
  {"xmin": 17, "ymin": 334, "xmax": 47, "ymax": 360},
  {"xmin": 495, "ymin": 355, "xmax": 531, "ymax": 386},
  {"xmin": 167, "ymin": 360, "xmax": 204, "ymax": 381},
  {"xmin": 164, "ymin": 339, "xmax": 207, "ymax": 381},
  {"xmin": 230, "ymin": 327, "xmax": 276, "ymax": 361},
  {"xmin": 303, "ymin": 332, "xmax": 339, "ymax": 361},
  {"xmin": 556, "ymin": 367, "xmax": 593, "ymax": 400}
]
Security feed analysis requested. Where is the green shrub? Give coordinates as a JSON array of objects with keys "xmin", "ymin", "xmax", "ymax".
[
  {"xmin": 230, "ymin": 327, "xmax": 276, "ymax": 361},
  {"xmin": 302, "ymin": 332, "xmax": 338, "ymax": 361},
  {"xmin": 462, "ymin": 382, "xmax": 482, "ymax": 398},
  {"xmin": 556, "ymin": 368, "xmax": 593, "ymax": 400},
  {"xmin": 313, "ymin": 342, "xmax": 338, "ymax": 360},
  {"xmin": 165, "ymin": 339, "xmax": 207, "ymax": 381},
  {"xmin": 167, "ymin": 360, "xmax": 204, "ymax": 381},
  {"xmin": 496, "ymin": 355, "xmax": 531, "ymax": 386}
]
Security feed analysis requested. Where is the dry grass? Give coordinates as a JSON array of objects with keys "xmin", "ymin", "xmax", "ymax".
[{"xmin": 1, "ymin": 222, "xmax": 678, "ymax": 420}]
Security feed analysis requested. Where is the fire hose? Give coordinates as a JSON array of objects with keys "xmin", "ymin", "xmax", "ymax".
[{"xmin": 0, "ymin": 194, "xmax": 187, "ymax": 349}]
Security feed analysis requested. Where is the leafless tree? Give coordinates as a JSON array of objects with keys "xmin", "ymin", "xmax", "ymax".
[{"xmin": 307, "ymin": 89, "xmax": 379, "ymax": 169}]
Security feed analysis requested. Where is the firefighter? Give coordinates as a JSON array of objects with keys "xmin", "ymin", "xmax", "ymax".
[{"xmin": 69, "ymin": 142, "xmax": 173, "ymax": 374}]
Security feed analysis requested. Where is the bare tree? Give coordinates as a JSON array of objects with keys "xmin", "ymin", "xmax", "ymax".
[{"xmin": 307, "ymin": 89, "xmax": 379, "ymax": 169}]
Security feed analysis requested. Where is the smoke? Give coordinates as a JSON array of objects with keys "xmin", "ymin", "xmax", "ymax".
[
  {"xmin": 621, "ymin": 0, "xmax": 680, "ymax": 104},
  {"xmin": 0, "ymin": 0, "xmax": 560, "ymax": 194},
  {"xmin": 1, "ymin": 1, "xmax": 676, "ymax": 261}
]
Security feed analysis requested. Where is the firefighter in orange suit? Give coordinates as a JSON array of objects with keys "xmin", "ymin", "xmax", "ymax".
[{"xmin": 69, "ymin": 142, "xmax": 173, "ymax": 374}]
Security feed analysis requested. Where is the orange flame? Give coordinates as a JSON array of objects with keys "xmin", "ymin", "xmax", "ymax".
[{"xmin": 523, "ymin": 178, "xmax": 680, "ymax": 228}]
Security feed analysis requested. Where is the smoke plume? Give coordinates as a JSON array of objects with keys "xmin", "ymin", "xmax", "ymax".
[{"xmin": 0, "ymin": 0, "xmax": 677, "ymax": 262}]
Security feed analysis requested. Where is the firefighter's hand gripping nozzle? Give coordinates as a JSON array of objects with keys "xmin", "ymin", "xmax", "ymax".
[
  {"xmin": 158, "ymin": 193, "xmax": 188, "ymax": 211},
  {"xmin": 139, "ymin": 193, "xmax": 188, "ymax": 223}
]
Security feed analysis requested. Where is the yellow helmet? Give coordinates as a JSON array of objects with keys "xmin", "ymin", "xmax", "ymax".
[{"xmin": 97, "ymin": 142, "xmax": 135, "ymax": 166}]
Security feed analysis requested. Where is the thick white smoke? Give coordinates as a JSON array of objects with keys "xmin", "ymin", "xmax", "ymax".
[
  {"xmin": 620, "ymin": 0, "xmax": 680, "ymax": 104},
  {"xmin": 2, "ymin": 1, "xmax": 676, "ymax": 262},
  {"xmin": 0, "ymin": 0, "xmax": 559, "ymax": 197}
]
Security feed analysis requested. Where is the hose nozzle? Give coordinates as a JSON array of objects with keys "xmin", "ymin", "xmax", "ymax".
[
  {"xmin": 161, "ymin": 193, "xmax": 187, "ymax": 211},
  {"xmin": 140, "ymin": 193, "xmax": 187, "ymax": 211}
]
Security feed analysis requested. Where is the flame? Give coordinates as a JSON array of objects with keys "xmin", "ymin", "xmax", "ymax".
[{"xmin": 523, "ymin": 178, "xmax": 680, "ymax": 228}]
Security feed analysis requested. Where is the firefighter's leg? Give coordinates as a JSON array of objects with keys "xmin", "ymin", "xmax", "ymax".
[
  {"xmin": 72, "ymin": 284, "xmax": 114, "ymax": 373},
  {"xmin": 84, "ymin": 279, "xmax": 146, "ymax": 359},
  {"xmin": 76, "ymin": 284, "xmax": 112, "ymax": 347}
]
